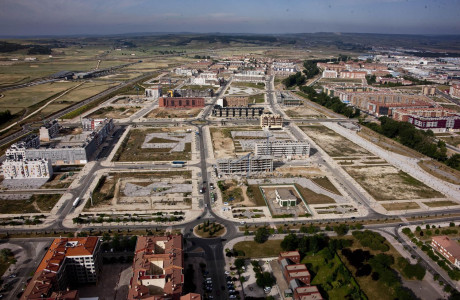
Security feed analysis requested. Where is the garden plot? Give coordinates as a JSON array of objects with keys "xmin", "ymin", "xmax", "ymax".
[
  {"xmin": 300, "ymin": 125, "xmax": 372, "ymax": 157},
  {"xmin": 344, "ymin": 165, "xmax": 446, "ymax": 201}
]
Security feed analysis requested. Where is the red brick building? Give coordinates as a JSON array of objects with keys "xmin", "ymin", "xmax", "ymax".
[
  {"xmin": 158, "ymin": 97, "xmax": 205, "ymax": 108},
  {"xmin": 431, "ymin": 236, "xmax": 460, "ymax": 268},
  {"xmin": 128, "ymin": 235, "xmax": 184, "ymax": 300}
]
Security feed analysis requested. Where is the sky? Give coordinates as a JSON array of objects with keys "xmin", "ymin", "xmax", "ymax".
[{"xmin": 0, "ymin": 0, "xmax": 459, "ymax": 36}]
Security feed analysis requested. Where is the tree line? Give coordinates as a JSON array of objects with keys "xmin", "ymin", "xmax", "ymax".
[
  {"xmin": 300, "ymin": 86, "xmax": 360, "ymax": 118},
  {"xmin": 362, "ymin": 116, "xmax": 460, "ymax": 171}
]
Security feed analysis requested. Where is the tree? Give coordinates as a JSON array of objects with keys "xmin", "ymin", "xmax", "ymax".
[
  {"xmin": 333, "ymin": 224, "xmax": 349, "ymax": 236},
  {"xmin": 256, "ymin": 271, "xmax": 275, "ymax": 288},
  {"xmin": 281, "ymin": 234, "xmax": 299, "ymax": 251},
  {"xmin": 254, "ymin": 227, "xmax": 269, "ymax": 244},
  {"xmin": 234, "ymin": 258, "xmax": 245, "ymax": 270}
]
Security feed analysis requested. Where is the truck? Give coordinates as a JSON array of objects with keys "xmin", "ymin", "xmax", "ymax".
[
  {"xmin": 72, "ymin": 197, "xmax": 81, "ymax": 208},
  {"xmin": 171, "ymin": 164, "xmax": 184, "ymax": 168},
  {"xmin": 172, "ymin": 161, "xmax": 186, "ymax": 165}
]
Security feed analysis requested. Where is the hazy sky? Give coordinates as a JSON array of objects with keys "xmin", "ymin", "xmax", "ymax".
[{"xmin": 0, "ymin": 0, "xmax": 459, "ymax": 36}]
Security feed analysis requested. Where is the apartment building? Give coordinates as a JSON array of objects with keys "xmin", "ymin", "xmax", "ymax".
[
  {"xmin": 450, "ymin": 84, "xmax": 460, "ymax": 99},
  {"xmin": 322, "ymin": 70, "xmax": 338, "ymax": 78},
  {"xmin": 431, "ymin": 236, "xmax": 460, "ymax": 268},
  {"xmin": 339, "ymin": 71, "xmax": 367, "ymax": 79},
  {"xmin": 276, "ymin": 92, "xmax": 303, "ymax": 107},
  {"xmin": 255, "ymin": 141, "xmax": 310, "ymax": 159},
  {"xmin": 39, "ymin": 120, "xmax": 60, "ymax": 142},
  {"xmin": 21, "ymin": 237, "xmax": 101, "ymax": 300},
  {"xmin": 2, "ymin": 157, "xmax": 53, "ymax": 180},
  {"xmin": 128, "ymin": 235, "xmax": 184, "ymax": 300},
  {"xmin": 260, "ymin": 114, "xmax": 283, "ymax": 129},
  {"xmin": 211, "ymin": 106, "xmax": 264, "ymax": 118},
  {"xmin": 158, "ymin": 97, "xmax": 205, "ymax": 108},
  {"xmin": 217, "ymin": 155, "xmax": 273, "ymax": 174}
]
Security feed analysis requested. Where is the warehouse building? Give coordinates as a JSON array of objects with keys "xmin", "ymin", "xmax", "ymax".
[
  {"xmin": 255, "ymin": 141, "xmax": 310, "ymax": 159},
  {"xmin": 217, "ymin": 155, "xmax": 273, "ymax": 174}
]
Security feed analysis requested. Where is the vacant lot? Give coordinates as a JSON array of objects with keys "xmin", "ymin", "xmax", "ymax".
[
  {"xmin": 233, "ymin": 240, "xmax": 283, "ymax": 258},
  {"xmin": 114, "ymin": 128, "xmax": 191, "ymax": 161},
  {"xmin": 248, "ymin": 93, "xmax": 265, "ymax": 103},
  {"xmin": 300, "ymin": 125, "xmax": 372, "ymax": 157},
  {"xmin": 381, "ymin": 202, "xmax": 421, "ymax": 211},
  {"xmin": 423, "ymin": 200, "xmax": 459, "ymax": 207},
  {"xmin": 232, "ymin": 82, "xmax": 265, "ymax": 90},
  {"xmin": 311, "ymin": 177, "xmax": 341, "ymax": 195},
  {"xmin": 0, "ymin": 194, "xmax": 60, "ymax": 214},
  {"xmin": 285, "ymin": 105, "xmax": 325, "ymax": 119},
  {"xmin": 88, "ymin": 106, "xmax": 140, "ymax": 119},
  {"xmin": 146, "ymin": 107, "xmax": 201, "ymax": 119},
  {"xmin": 295, "ymin": 184, "xmax": 336, "ymax": 204},
  {"xmin": 344, "ymin": 165, "xmax": 445, "ymax": 201}
]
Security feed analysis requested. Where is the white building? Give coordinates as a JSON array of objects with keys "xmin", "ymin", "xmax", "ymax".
[
  {"xmin": 322, "ymin": 70, "xmax": 338, "ymax": 78},
  {"xmin": 255, "ymin": 141, "xmax": 310, "ymax": 159},
  {"xmin": 39, "ymin": 120, "xmax": 60, "ymax": 142},
  {"xmin": 2, "ymin": 157, "xmax": 53, "ymax": 180},
  {"xmin": 275, "ymin": 189, "xmax": 297, "ymax": 207},
  {"xmin": 145, "ymin": 87, "xmax": 162, "ymax": 100}
]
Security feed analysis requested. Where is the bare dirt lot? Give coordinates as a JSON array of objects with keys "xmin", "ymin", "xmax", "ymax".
[
  {"xmin": 146, "ymin": 107, "xmax": 201, "ymax": 119},
  {"xmin": 88, "ymin": 106, "xmax": 140, "ymax": 119},
  {"xmin": 344, "ymin": 165, "xmax": 445, "ymax": 201},
  {"xmin": 300, "ymin": 125, "xmax": 372, "ymax": 157},
  {"xmin": 285, "ymin": 105, "xmax": 326, "ymax": 119},
  {"xmin": 381, "ymin": 202, "xmax": 421, "ymax": 211}
]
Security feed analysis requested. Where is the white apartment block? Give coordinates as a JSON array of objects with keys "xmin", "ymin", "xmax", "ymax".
[
  {"xmin": 217, "ymin": 155, "xmax": 273, "ymax": 174},
  {"xmin": 255, "ymin": 141, "xmax": 310, "ymax": 159},
  {"xmin": 2, "ymin": 158, "xmax": 53, "ymax": 180}
]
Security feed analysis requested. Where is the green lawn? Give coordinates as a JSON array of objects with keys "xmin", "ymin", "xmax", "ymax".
[{"xmin": 233, "ymin": 240, "xmax": 283, "ymax": 258}]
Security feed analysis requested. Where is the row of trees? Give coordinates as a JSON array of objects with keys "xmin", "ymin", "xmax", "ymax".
[
  {"xmin": 282, "ymin": 72, "xmax": 306, "ymax": 88},
  {"xmin": 300, "ymin": 86, "xmax": 361, "ymax": 118},
  {"xmin": 364, "ymin": 116, "xmax": 460, "ymax": 170},
  {"xmin": 0, "ymin": 110, "xmax": 13, "ymax": 126},
  {"xmin": 302, "ymin": 60, "xmax": 320, "ymax": 79}
]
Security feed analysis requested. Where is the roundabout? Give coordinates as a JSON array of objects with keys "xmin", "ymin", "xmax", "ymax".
[{"xmin": 193, "ymin": 220, "xmax": 227, "ymax": 238}]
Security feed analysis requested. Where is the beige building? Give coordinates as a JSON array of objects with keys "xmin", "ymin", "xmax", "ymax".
[{"xmin": 260, "ymin": 113, "xmax": 283, "ymax": 129}]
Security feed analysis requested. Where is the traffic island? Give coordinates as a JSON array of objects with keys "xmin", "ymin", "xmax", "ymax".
[{"xmin": 193, "ymin": 220, "xmax": 226, "ymax": 238}]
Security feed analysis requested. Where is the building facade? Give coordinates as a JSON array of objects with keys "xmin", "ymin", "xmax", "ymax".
[
  {"xmin": 158, "ymin": 97, "xmax": 205, "ymax": 108},
  {"xmin": 217, "ymin": 155, "xmax": 273, "ymax": 174},
  {"xmin": 260, "ymin": 114, "xmax": 283, "ymax": 129},
  {"xmin": 255, "ymin": 141, "xmax": 310, "ymax": 159},
  {"xmin": 431, "ymin": 236, "xmax": 460, "ymax": 268},
  {"xmin": 39, "ymin": 120, "xmax": 60, "ymax": 142},
  {"xmin": 145, "ymin": 87, "xmax": 162, "ymax": 100},
  {"xmin": 450, "ymin": 84, "xmax": 460, "ymax": 99},
  {"xmin": 212, "ymin": 106, "xmax": 264, "ymax": 118}
]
